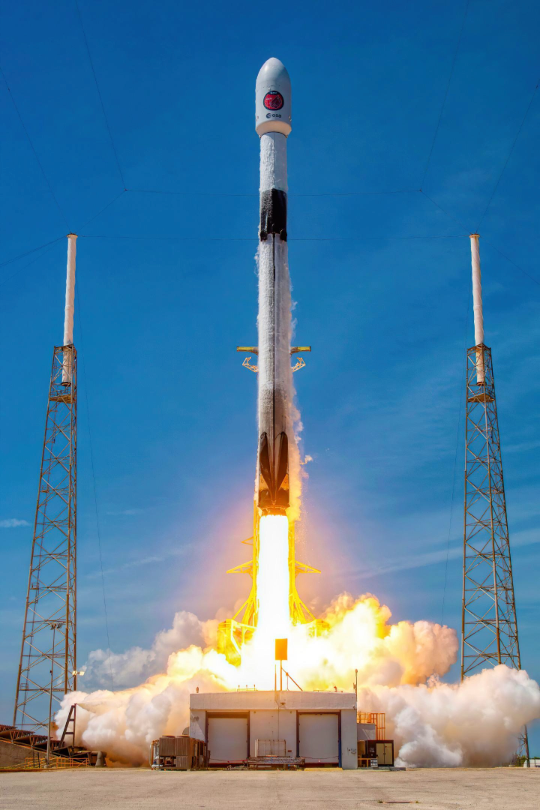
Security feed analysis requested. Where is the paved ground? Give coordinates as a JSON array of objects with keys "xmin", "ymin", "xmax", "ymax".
[{"xmin": 0, "ymin": 767, "xmax": 538, "ymax": 810}]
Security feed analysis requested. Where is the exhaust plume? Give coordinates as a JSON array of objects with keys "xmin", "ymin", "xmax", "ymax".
[{"xmin": 56, "ymin": 592, "xmax": 540, "ymax": 767}]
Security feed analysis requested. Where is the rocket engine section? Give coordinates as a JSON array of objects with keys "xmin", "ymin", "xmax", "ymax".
[{"xmin": 256, "ymin": 58, "xmax": 293, "ymax": 514}]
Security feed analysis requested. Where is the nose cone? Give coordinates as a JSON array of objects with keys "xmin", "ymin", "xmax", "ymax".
[
  {"xmin": 257, "ymin": 57, "xmax": 291, "ymax": 88},
  {"xmin": 256, "ymin": 57, "xmax": 292, "ymax": 137}
]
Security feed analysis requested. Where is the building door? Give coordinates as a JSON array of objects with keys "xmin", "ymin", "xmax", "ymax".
[
  {"xmin": 298, "ymin": 713, "xmax": 340, "ymax": 765},
  {"xmin": 376, "ymin": 741, "xmax": 394, "ymax": 766},
  {"xmin": 366, "ymin": 740, "xmax": 394, "ymax": 766},
  {"xmin": 207, "ymin": 715, "xmax": 249, "ymax": 764}
]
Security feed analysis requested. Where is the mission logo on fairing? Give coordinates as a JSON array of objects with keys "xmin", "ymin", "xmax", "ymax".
[{"xmin": 263, "ymin": 91, "xmax": 284, "ymax": 110}]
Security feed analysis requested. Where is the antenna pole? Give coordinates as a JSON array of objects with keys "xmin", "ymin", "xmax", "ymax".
[{"xmin": 470, "ymin": 234, "xmax": 485, "ymax": 383}]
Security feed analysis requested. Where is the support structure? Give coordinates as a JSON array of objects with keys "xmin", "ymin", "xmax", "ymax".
[
  {"xmin": 462, "ymin": 234, "xmax": 529, "ymax": 761},
  {"xmin": 13, "ymin": 235, "xmax": 78, "ymax": 733}
]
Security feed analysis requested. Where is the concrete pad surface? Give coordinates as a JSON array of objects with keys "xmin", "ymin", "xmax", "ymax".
[{"xmin": 0, "ymin": 768, "xmax": 538, "ymax": 810}]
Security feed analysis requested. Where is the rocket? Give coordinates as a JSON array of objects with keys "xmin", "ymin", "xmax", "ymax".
[
  {"xmin": 220, "ymin": 60, "xmax": 317, "ymax": 663},
  {"xmin": 250, "ymin": 58, "xmax": 297, "ymax": 514}
]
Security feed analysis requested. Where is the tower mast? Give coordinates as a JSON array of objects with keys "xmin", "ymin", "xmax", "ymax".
[
  {"xmin": 14, "ymin": 234, "xmax": 78, "ymax": 732},
  {"xmin": 461, "ymin": 234, "xmax": 529, "ymax": 761}
]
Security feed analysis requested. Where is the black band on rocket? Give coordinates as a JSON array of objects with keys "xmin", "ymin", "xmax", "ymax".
[{"xmin": 260, "ymin": 189, "xmax": 287, "ymax": 241}]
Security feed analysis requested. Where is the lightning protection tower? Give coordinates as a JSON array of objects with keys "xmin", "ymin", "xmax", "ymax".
[
  {"xmin": 461, "ymin": 234, "xmax": 529, "ymax": 761},
  {"xmin": 13, "ymin": 234, "xmax": 79, "ymax": 733}
]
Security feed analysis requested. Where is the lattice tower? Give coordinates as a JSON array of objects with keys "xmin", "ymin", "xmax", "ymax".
[
  {"xmin": 13, "ymin": 235, "xmax": 78, "ymax": 732},
  {"xmin": 461, "ymin": 234, "xmax": 529, "ymax": 762}
]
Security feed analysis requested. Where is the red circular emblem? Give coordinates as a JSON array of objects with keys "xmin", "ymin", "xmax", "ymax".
[{"xmin": 264, "ymin": 91, "xmax": 284, "ymax": 110}]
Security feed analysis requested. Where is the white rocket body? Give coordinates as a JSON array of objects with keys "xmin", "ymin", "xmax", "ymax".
[{"xmin": 255, "ymin": 59, "xmax": 294, "ymax": 513}]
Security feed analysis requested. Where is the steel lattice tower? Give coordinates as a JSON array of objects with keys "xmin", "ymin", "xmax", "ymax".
[
  {"xmin": 13, "ymin": 235, "xmax": 79, "ymax": 733},
  {"xmin": 461, "ymin": 234, "xmax": 529, "ymax": 761}
]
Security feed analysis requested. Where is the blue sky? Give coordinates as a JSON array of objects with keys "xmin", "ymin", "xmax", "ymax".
[{"xmin": 1, "ymin": 0, "xmax": 539, "ymax": 749}]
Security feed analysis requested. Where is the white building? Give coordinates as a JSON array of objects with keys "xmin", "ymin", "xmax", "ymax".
[{"xmin": 190, "ymin": 690, "xmax": 358, "ymax": 769}]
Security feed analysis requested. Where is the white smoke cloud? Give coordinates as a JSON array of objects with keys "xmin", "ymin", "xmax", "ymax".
[
  {"xmin": 82, "ymin": 611, "xmax": 217, "ymax": 689},
  {"xmin": 57, "ymin": 593, "xmax": 540, "ymax": 767},
  {"xmin": 57, "ymin": 660, "xmax": 230, "ymax": 766},
  {"xmin": 359, "ymin": 666, "xmax": 540, "ymax": 767}
]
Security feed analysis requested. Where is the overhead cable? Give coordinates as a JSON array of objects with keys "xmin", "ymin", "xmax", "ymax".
[
  {"xmin": 482, "ymin": 238, "xmax": 540, "ymax": 288},
  {"xmin": 79, "ymin": 189, "xmax": 127, "ymax": 230},
  {"xmin": 80, "ymin": 233, "xmax": 466, "ymax": 242},
  {"xmin": 75, "ymin": 285, "xmax": 116, "ymax": 689},
  {"xmin": 74, "ymin": 0, "xmax": 126, "ymax": 189},
  {"xmin": 420, "ymin": 190, "xmax": 471, "ymax": 233},
  {"xmin": 0, "ymin": 240, "xmax": 63, "ymax": 288},
  {"xmin": 126, "ymin": 187, "xmax": 418, "ymax": 198},
  {"xmin": 476, "ymin": 80, "xmax": 539, "ymax": 231},
  {"xmin": 420, "ymin": 0, "xmax": 471, "ymax": 189},
  {"xmin": 441, "ymin": 293, "xmax": 470, "ymax": 623},
  {"xmin": 420, "ymin": 193, "xmax": 540, "ymax": 288},
  {"xmin": 1, "ymin": 67, "xmax": 70, "ymax": 230},
  {"xmin": 0, "ymin": 235, "xmax": 66, "ymax": 270}
]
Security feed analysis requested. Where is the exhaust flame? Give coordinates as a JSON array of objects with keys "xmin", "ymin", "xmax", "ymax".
[{"xmin": 256, "ymin": 515, "xmax": 290, "ymax": 640}]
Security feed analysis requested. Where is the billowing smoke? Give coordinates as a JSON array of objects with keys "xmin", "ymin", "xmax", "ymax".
[
  {"xmin": 56, "ymin": 593, "xmax": 540, "ymax": 767},
  {"xmin": 82, "ymin": 611, "xmax": 217, "ymax": 689},
  {"xmin": 359, "ymin": 667, "xmax": 540, "ymax": 767}
]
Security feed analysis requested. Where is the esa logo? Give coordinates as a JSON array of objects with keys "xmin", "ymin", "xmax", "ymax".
[{"xmin": 266, "ymin": 113, "xmax": 282, "ymax": 119}]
